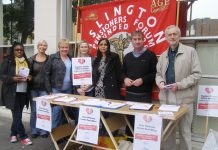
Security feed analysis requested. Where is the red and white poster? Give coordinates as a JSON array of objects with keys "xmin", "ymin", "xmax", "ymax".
[
  {"xmin": 72, "ymin": 57, "xmax": 92, "ymax": 85},
  {"xmin": 80, "ymin": 0, "xmax": 176, "ymax": 56},
  {"xmin": 197, "ymin": 85, "xmax": 218, "ymax": 117},
  {"xmin": 36, "ymin": 99, "xmax": 52, "ymax": 132},
  {"xmin": 76, "ymin": 106, "xmax": 100, "ymax": 144},
  {"xmin": 133, "ymin": 113, "xmax": 162, "ymax": 150}
]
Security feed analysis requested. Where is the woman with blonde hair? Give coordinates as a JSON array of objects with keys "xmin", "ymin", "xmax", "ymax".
[
  {"xmin": 45, "ymin": 38, "xmax": 73, "ymax": 128},
  {"xmin": 29, "ymin": 40, "xmax": 49, "ymax": 138},
  {"xmin": 75, "ymin": 40, "xmax": 94, "ymax": 96}
]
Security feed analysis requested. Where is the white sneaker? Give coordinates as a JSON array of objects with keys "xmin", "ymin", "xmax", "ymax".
[{"xmin": 10, "ymin": 136, "xmax": 18, "ymax": 143}]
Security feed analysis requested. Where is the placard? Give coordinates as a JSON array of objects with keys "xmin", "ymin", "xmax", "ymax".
[
  {"xmin": 133, "ymin": 113, "xmax": 162, "ymax": 150},
  {"xmin": 36, "ymin": 98, "xmax": 52, "ymax": 132},
  {"xmin": 76, "ymin": 106, "xmax": 100, "ymax": 144},
  {"xmin": 197, "ymin": 85, "xmax": 218, "ymax": 117},
  {"xmin": 72, "ymin": 57, "xmax": 92, "ymax": 85}
]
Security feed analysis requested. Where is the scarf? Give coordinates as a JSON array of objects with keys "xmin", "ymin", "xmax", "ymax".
[{"xmin": 15, "ymin": 57, "xmax": 28, "ymax": 75}]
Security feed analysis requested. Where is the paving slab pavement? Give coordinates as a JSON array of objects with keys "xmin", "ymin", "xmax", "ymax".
[{"xmin": 0, "ymin": 107, "xmax": 56, "ymax": 150}]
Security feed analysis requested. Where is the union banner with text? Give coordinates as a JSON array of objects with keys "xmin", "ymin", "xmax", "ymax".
[{"xmin": 80, "ymin": 0, "xmax": 176, "ymax": 57}]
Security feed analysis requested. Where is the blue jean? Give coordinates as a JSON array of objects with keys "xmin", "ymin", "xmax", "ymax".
[
  {"xmin": 30, "ymin": 90, "xmax": 48, "ymax": 135},
  {"xmin": 11, "ymin": 93, "xmax": 28, "ymax": 140},
  {"xmin": 51, "ymin": 88, "xmax": 72, "ymax": 128}
]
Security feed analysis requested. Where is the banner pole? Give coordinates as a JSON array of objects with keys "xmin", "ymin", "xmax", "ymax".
[
  {"xmin": 205, "ymin": 116, "xmax": 209, "ymax": 140},
  {"xmin": 74, "ymin": 0, "xmax": 81, "ymax": 57},
  {"xmin": 176, "ymin": 0, "xmax": 180, "ymax": 26}
]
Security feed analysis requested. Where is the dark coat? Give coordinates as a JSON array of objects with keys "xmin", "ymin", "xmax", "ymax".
[
  {"xmin": 93, "ymin": 52, "xmax": 122, "ymax": 100},
  {"xmin": 28, "ymin": 54, "xmax": 49, "ymax": 91},
  {"xmin": 44, "ymin": 52, "xmax": 72, "ymax": 93},
  {"xmin": 0, "ymin": 57, "xmax": 30, "ymax": 110}
]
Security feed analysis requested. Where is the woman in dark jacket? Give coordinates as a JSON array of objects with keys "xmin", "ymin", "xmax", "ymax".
[
  {"xmin": 93, "ymin": 38, "xmax": 122, "ymax": 100},
  {"xmin": 29, "ymin": 40, "xmax": 49, "ymax": 138},
  {"xmin": 0, "ymin": 42, "xmax": 32, "ymax": 145},
  {"xmin": 44, "ymin": 38, "xmax": 73, "ymax": 128}
]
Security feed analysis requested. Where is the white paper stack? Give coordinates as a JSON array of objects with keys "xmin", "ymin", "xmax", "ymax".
[
  {"xmin": 53, "ymin": 96, "xmax": 77, "ymax": 103},
  {"xmin": 102, "ymin": 102, "xmax": 126, "ymax": 109},
  {"xmin": 129, "ymin": 103, "xmax": 153, "ymax": 111},
  {"xmin": 82, "ymin": 99, "xmax": 126, "ymax": 109},
  {"xmin": 35, "ymin": 94, "xmax": 61, "ymax": 100},
  {"xmin": 158, "ymin": 111, "xmax": 174, "ymax": 117},
  {"xmin": 158, "ymin": 104, "xmax": 180, "ymax": 112}
]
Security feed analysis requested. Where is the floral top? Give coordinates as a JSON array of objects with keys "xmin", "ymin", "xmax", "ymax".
[{"xmin": 95, "ymin": 57, "xmax": 107, "ymax": 98}]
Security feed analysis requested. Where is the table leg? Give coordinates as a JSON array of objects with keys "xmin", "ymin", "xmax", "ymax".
[
  {"xmin": 50, "ymin": 132, "xmax": 60, "ymax": 150},
  {"xmin": 63, "ymin": 125, "xmax": 78, "ymax": 150},
  {"xmin": 162, "ymin": 120, "xmax": 179, "ymax": 142},
  {"xmin": 124, "ymin": 115, "xmax": 134, "ymax": 136},
  {"xmin": 100, "ymin": 113, "xmax": 119, "ymax": 150}
]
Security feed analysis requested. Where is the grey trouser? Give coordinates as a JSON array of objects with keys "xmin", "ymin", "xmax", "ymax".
[{"xmin": 161, "ymin": 91, "xmax": 193, "ymax": 150}]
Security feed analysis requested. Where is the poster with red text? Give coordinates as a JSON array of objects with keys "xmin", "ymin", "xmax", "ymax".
[
  {"xmin": 133, "ymin": 113, "xmax": 162, "ymax": 150},
  {"xmin": 36, "ymin": 99, "xmax": 52, "ymax": 132},
  {"xmin": 76, "ymin": 106, "xmax": 100, "ymax": 144},
  {"xmin": 197, "ymin": 85, "xmax": 218, "ymax": 117},
  {"xmin": 80, "ymin": 0, "xmax": 176, "ymax": 57},
  {"xmin": 72, "ymin": 57, "xmax": 92, "ymax": 85}
]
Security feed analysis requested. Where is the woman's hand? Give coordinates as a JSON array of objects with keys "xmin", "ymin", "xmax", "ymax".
[
  {"xmin": 13, "ymin": 75, "xmax": 26, "ymax": 82},
  {"xmin": 81, "ymin": 85, "xmax": 90, "ymax": 92},
  {"xmin": 27, "ymin": 75, "xmax": 32, "ymax": 81},
  {"xmin": 77, "ymin": 88, "xmax": 85, "ymax": 96}
]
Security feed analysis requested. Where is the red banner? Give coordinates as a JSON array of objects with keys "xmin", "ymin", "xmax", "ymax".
[{"xmin": 80, "ymin": 0, "xmax": 176, "ymax": 56}]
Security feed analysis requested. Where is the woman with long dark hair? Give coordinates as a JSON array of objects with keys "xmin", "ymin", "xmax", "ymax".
[
  {"xmin": 93, "ymin": 38, "xmax": 122, "ymax": 100},
  {"xmin": 0, "ymin": 42, "xmax": 33, "ymax": 145}
]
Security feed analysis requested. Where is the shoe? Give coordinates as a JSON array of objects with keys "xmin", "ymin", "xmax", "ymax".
[
  {"xmin": 31, "ymin": 134, "xmax": 39, "ymax": 138},
  {"xmin": 41, "ymin": 134, "xmax": 48, "ymax": 138},
  {"xmin": 10, "ymin": 136, "xmax": 18, "ymax": 143},
  {"xmin": 21, "ymin": 138, "xmax": 33, "ymax": 145}
]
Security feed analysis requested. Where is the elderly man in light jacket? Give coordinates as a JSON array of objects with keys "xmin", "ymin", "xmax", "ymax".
[{"xmin": 156, "ymin": 25, "xmax": 202, "ymax": 150}]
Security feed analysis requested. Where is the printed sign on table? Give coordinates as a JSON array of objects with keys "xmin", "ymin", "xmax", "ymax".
[
  {"xmin": 36, "ymin": 99, "xmax": 52, "ymax": 132},
  {"xmin": 133, "ymin": 113, "xmax": 162, "ymax": 150},
  {"xmin": 76, "ymin": 106, "xmax": 100, "ymax": 144},
  {"xmin": 197, "ymin": 85, "xmax": 218, "ymax": 117},
  {"xmin": 72, "ymin": 57, "xmax": 92, "ymax": 85}
]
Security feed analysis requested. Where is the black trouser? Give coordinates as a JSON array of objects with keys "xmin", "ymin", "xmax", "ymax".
[{"xmin": 10, "ymin": 93, "xmax": 28, "ymax": 140}]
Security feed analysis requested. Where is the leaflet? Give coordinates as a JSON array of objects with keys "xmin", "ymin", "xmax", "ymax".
[
  {"xmin": 18, "ymin": 67, "xmax": 29, "ymax": 78},
  {"xmin": 163, "ymin": 84, "xmax": 173, "ymax": 90},
  {"xmin": 82, "ymin": 99, "xmax": 126, "ymax": 109},
  {"xmin": 158, "ymin": 104, "xmax": 180, "ymax": 112},
  {"xmin": 158, "ymin": 111, "xmax": 174, "ymax": 117},
  {"xmin": 53, "ymin": 96, "xmax": 77, "ymax": 103},
  {"xmin": 130, "ymin": 103, "xmax": 153, "ymax": 111},
  {"xmin": 35, "ymin": 94, "xmax": 62, "ymax": 100}
]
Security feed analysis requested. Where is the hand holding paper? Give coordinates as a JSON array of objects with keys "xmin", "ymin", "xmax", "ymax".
[{"xmin": 18, "ymin": 67, "xmax": 30, "ymax": 78}]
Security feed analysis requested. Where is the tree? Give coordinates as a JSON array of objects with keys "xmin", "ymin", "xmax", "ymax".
[
  {"xmin": 3, "ymin": 0, "xmax": 34, "ymax": 44},
  {"xmin": 16, "ymin": 0, "xmax": 34, "ymax": 43},
  {"xmin": 3, "ymin": 1, "xmax": 18, "ymax": 44}
]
